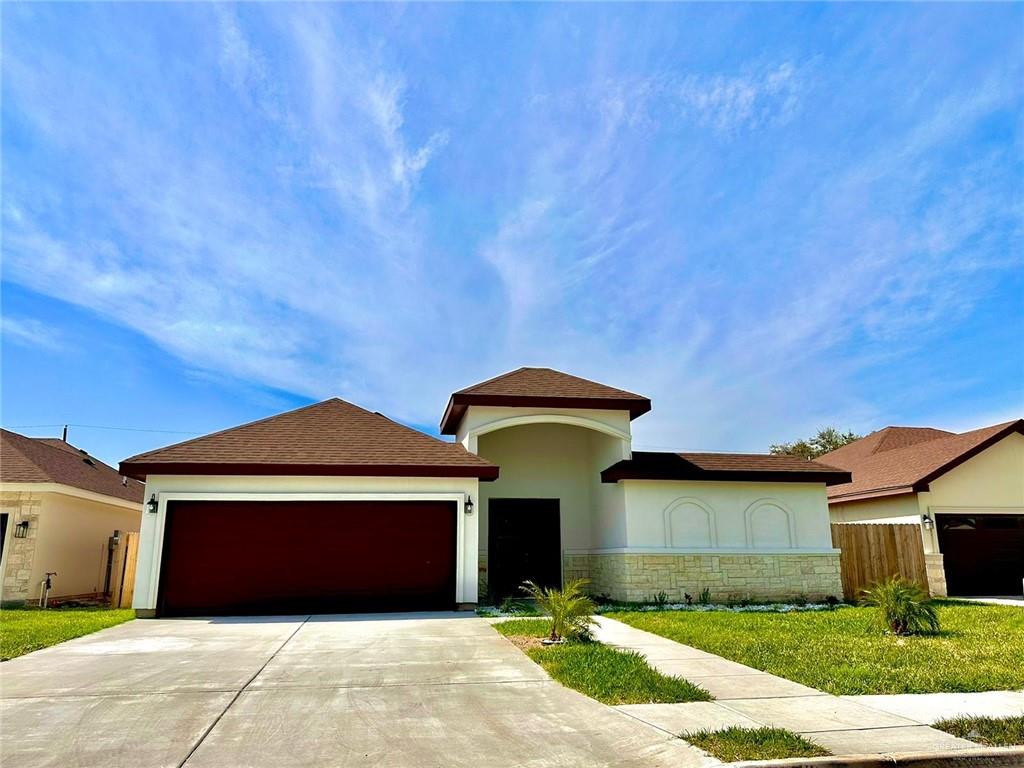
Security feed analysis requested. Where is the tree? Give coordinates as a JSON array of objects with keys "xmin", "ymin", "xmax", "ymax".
[{"xmin": 770, "ymin": 427, "xmax": 862, "ymax": 460}]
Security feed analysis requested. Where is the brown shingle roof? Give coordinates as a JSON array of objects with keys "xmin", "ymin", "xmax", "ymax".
[
  {"xmin": 822, "ymin": 419, "xmax": 1024, "ymax": 501},
  {"xmin": 441, "ymin": 367, "xmax": 651, "ymax": 434},
  {"xmin": 1, "ymin": 429, "xmax": 144, "ymax": 503},
  {"xmin": 601, "ymin": 451, "xmax": 851, "ymax": 485},
  {"xmin": 120, "ymin": 398, "xmax": 499, "ymax": 481}
]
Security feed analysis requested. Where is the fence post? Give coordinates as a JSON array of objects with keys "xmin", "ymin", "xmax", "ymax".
[{"xmin": 109, "ymin": 532, "xmax": 140, "ymax": 608}]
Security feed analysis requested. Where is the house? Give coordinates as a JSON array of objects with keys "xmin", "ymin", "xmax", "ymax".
[
  {"xmin": 822, "ymin": 419, "xmax": 1024, "ymax": 598},
  {"xmin": 120, "ymin": 368, "xmax": 851, "ymax": 617},
  {"xmin": 1, "ymin": 429, "xmax": 144, "ymax": 605}
]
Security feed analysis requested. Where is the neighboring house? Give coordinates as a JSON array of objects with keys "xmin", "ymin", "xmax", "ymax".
[
  {"xmin": 1, "ymin": 429, "xmax": 144, "ymax": 605},
  {"xmin": 120, "ymin": 368, "xmax": 850, "ymax": 617},
  {"xmin": 822, "ymin": 420, "xmax": 1024, "ymax": 598}
]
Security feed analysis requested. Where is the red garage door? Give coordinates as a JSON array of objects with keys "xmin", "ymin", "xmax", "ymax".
[{"xmin": 158, "ymin": 500, "xmax": 456, "ymax": 616}]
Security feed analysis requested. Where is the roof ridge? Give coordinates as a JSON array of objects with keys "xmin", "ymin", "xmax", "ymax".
[
  {"xmin": 454, "ymin": 366, "xmax": 533, "ymax": 394},
  {"xmin": 122, "ymin": 397, "xmax": 347, "ymax": 463},
  {"xmin": 368, "ymin": 409, "xmax": 483, "ymax": 453}
]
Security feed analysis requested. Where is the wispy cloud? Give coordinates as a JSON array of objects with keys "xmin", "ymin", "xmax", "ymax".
[
  {"xmin": 1, "ymin": 317, "xmax": 63, "ymax": 352},
  {"xmin": 590, "ymin": 61, "xmax": 807, "ymax": 137},
  {"xmin": 2, "ymin": 3, "xmax": 1021, "ymax": 447}
]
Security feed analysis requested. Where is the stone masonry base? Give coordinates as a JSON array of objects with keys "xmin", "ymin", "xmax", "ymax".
[
  {"xmin": 1, "ymin": 491, "xmax": 42, "ymax": 604},
  {"xmin": 925, "ymin": 553, "xmax": 948, "ymax": 597},
  {"xmin": 562, "ymin": 552, "xmax": 843, "ymax": 603}
]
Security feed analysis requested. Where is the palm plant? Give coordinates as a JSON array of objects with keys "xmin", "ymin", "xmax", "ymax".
[
  {"xmin": 861, "ymin": 576, "xmax": 940, "ymax": 636},
  {"xmin": 520, "ymin": 578, "xmax": 596, "ymax": 642}
]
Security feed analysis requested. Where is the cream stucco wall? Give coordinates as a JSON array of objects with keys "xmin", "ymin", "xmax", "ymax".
[
  {"xmin": 1, "ymin": 485, "xmax": 140, "ymax": 603},
  {"xmin": 918, "ymin": 430, "xmax": 1024, "ymax": 554},
  {"xmin": 616, "ymin": 480, "xmax": 836, "ymax": 553},
  {"xmin": 134, "ymin": 474, "xmax": 480, "ymax": 613},
  {"xmin": 464, "ymin": 405, "xmax": 839, "ymax": 602},
  {"xmin": 33, "ymin": 493, "xmax": 141, "ymax": 600},
  {"xmin": 455, "ymin": 405, "xmax": 632, "ymax": 448},
  {"xmin": 829, "ymin": 493, "xmax": 921, "ymax": 526},
  {"xmin": 476, "ymin": 423, "xmax": 626, "ymax": 558},
  {"xmin": 925, "ymin": 431, "xmax": 1024, "ymax": 508}
]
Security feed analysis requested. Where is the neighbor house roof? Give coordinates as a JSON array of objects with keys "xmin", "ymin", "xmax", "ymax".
[
  {"xmin": 601, "ymin": 451, "xmax": 851, "ymax": 485},
  {"xmin": 821, "ymin": 419, "xmax": 1024, "ymax": 502},
  {"xmin": 1, "ymin": 429, "xmax": 144, "ymax": 503},
  {"xmin": 120, "ymin": 398, "xmax": 499, "ymax": 481},
  {"xmin": 441, "ymin": 367, "xmax": 651, "ymax": 434}
]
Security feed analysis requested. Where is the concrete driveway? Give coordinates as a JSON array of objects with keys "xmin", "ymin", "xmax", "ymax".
[{"xmin": 0, "ymin": 613, "xmax": 711, "ymax": 768}]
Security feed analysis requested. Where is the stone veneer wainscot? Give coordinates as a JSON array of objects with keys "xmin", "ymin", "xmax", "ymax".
[
  {"xmin": 561, "ymin": 552, "xmax": 842, "ymax": 603},
  {"xmin": 1, "ymin": 491, "xmax": 43, "ymax": 605}
]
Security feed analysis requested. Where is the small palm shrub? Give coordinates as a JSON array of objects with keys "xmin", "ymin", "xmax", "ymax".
[
  {"xmin": 861, "ymin": 576, "xmax": 940, "ymax": 636},
  {"xmin": 520, "ymin": 578, "xmax": 596, "ymax": 642}
]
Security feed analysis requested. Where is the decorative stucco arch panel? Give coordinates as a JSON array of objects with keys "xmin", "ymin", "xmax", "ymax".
[
  {"xmin": 466, "ymin": 413, "xmax": 631, "ymax": 458},
  {"xmin": 663, "ymin": 497, "xmax": 718, "ymax": 548},
  {"xmin": 744, "ymin": 498, "xmax": 797, "ymax": 549}
]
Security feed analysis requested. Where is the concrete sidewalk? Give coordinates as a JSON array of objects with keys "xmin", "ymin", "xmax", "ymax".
[
  {"xmin": 845, "ymin": 691, "xmax": 1024, "ymax": 724},
  {"xmin": 593, "ymin": 616, "xmax": 1021, "ymax": 758}
]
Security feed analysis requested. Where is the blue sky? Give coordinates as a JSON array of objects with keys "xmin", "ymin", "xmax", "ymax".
[{"xmin": 2, "ymin": 3, "xmax": 1022, "ymax": 466}]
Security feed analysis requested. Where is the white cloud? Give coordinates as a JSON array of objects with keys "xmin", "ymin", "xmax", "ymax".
[{"xmin": 1, "ymin": 317, "xmax": 63, "ymax": 352}]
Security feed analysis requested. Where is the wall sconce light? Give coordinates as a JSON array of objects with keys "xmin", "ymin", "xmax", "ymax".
[
  {"xmin": 464, "ymin": 496, "xmax": 474, "ymax": 514},
  {"xmin": 921, "ymin": 513, "xmax": 934, "ymax": 532},
  {"xmin": 13, "ymin": 521, "xmax": 29, "ymax": 539},
  {"xmin": 146, "ymin": 494, "xmax": 159, "ymax": 514}
]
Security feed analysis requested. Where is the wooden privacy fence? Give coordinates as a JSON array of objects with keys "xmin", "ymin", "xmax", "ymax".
[
  {"xmin": 830, "ymin": 523, "xmax": 928, "ymax": 601},
  {"xmin": 109, "ymin": 531, "xmax": 140, "ymax": 608}
]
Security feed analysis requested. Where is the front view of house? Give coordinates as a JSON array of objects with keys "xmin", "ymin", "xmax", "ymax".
[{"xmin": 121, "ymin": 368, "xmax": 850, "ymax": 617}]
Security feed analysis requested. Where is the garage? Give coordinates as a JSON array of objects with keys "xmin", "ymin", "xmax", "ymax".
[
  {"xmin": 937, "ymin": 513, "xmax": 1024, "ymax": 596},
  {"xmin": 120, "ymin": 398, "xmax": 499, "ymax": 616},
  {"xmin": 158, "ymin": 499, "xmax": 457, "ymax": 616}
]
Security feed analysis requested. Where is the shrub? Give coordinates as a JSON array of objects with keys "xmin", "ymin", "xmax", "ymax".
[
  {"xmin": 860, "ymin": 576, "xmax": 939, "ymax": 636},
  {"xmin": 520, "ymin": 578, "xmax": 596, "ymax": 642},
  {"xmin": 499, "ymin": 597, "xmax": 540, "ymax": 616},
  {"xmin": 698, "ymin": 587, "xmax": 712, "ymax": 605}
]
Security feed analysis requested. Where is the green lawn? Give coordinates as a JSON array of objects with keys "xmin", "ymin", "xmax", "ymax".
[
  {"xmin": 1, "ymin": 606, "xmax": 135, "ymax": 660},
  {"xmin": 608, "ymin": 602, "xmax": 1024, "ymax": 695},
  {"xmin": 493, "ymin": 618, "xmax": 711, "ymax": 705},
  {"xmin": 493, "ymin": 618, "xmax": 554, "ymax": 637},
  {"xmin": 684, "ymin": 727, "xmax": 830, "ymax": 762},
  {"xmin": 934, "ymin": 716, "xmax": 1024, "ymax": 747}
]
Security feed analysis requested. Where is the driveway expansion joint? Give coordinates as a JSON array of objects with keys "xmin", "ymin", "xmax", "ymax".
[{"xmin": 177, "ymin": 615, "xmax": 311, "ymax": 768}]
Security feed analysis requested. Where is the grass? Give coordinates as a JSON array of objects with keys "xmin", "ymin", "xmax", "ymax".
[
  {"xmin": 608, "ymin": 601, "xmax": 1024, "ymax": 695},
  {"xmin": 1, "ymin": 606, "xmax": 135, "ymax": 660},
  {"xmin": 493, "ymin": 618, "xmax": 711, "ymax": 705},
  {"xmin": 934, "ymin": 716, "xmax": 1024, "ymax": 747},
  {"xmin": 492, "ymin": 617, "xmax": 553, "ymax": 637},
  {"xmin": 685, "ymin": 727, "xmax": 830, "ymax": 762}
]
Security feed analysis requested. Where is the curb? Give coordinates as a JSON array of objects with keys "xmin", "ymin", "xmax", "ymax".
[{"xmin": 729, "ymin": 745, "xmax": 1024, "ymax": 767}]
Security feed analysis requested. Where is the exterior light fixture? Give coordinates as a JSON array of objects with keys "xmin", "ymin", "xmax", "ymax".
[
  {"xmin": 921, "ymin": 513, "xmax": 934, "ymax": 532},
  {"xmin": 147, "ymin": 494, "xmax": 159, "ymax": 514},
  {"xmin": 465, "ymin": 496, "xmax": 474, "ymax": 514},
  {"xmin": 13, "ymin": 521, "xmax": 29, "ymax": 539}
]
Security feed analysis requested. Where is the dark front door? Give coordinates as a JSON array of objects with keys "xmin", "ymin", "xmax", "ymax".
[
  {"xmin": 936, "ymin": 514, "xmax": 1024, "ymax": 596},
  {"xmin": 488, "ymin": 498, "xmax": 561, "ymax": 603},
  {"xmin": 158, "ymin": 500, "xmax": 457, "ymax": 616}
]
